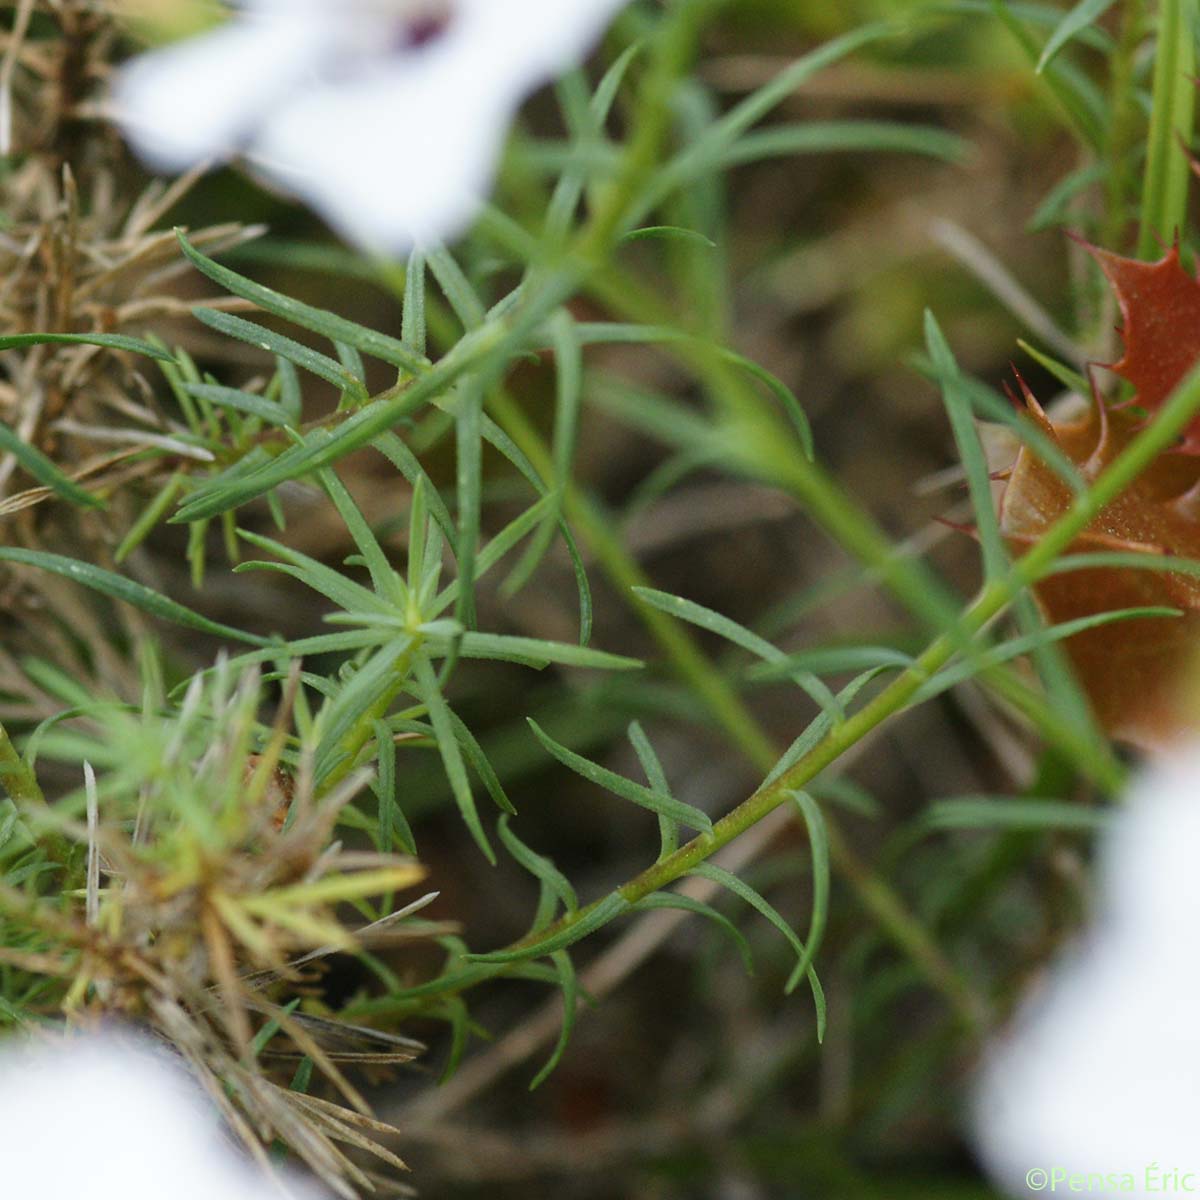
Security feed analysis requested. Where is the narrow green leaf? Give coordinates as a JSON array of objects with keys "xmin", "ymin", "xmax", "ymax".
[
  {"xmin": 527, "ymin": 719, "xmax": 712, "ymax": 833},
  {"xmin": 374, "ymin": 433, "xmax": 459, "ymax": 554},
  {"xmin": 314, "ymin": 637, "xmax": 412, "ymax": 783},
  {"xmin": 655, "ymin": 23, "xmax": 899, "ymax": 198},
  {"xmin": 481, "ymin": 414, "xmax": 594, "ymax": 645},
  {"xmin": 186, "ymin": 383, "xmax": 293, "ymax": 426},
  {"xmin": 907, "ymin": 352, "xmax": 1086, "ymax": 495},
  {"xmin": 0, "ymin": 332, "xmax": 175, "ymax": 361},
  {"xmin": 632, "ymin": 586, "xmax": 842, "ymax": 719},
  {"xmin": 318, "ymin": 467, "xmax": 401, "ymax": 606},
  {"xmin": 785, "ymin": 791, "xmax": 830, "ymax": 1001},
  {"xmin": 926, "ymin": 310, "xmax": 1007, "ymax": 579},
  {"xmin": 989, "ymin": 0, "xmax": 1107, "ymax": 149},
  {"xmin": 1043, "ymin": 549, "xmax": 1200, "ymax": 581},
  {"xmin": 633, "ymin": 892, "xmax": 755, "ymax": 976},
  {"xmin": 497, "ymin": 815, "xmax": 578, "ymax": 914},
  {"xmin": 627, "ymin": 721, "xmax": 679, "ymax": 860},
  {"xmin": 0, "ymin": 420, "xmax": 102, "ymax": 508},
  {"xmin": 190, "ymin": 308, "xmax": 367, "ymax": 401},
  {"xmin": 923, "ymin": 795, "xmax": 1109, "ymax": 831},
  {"xmin": 503, "ymin": 311, "xmax": 583, "ymax": 597},
  {"xmin": 372, "ymin": 717, "xmax": 415, "ymax": 854},
  {"xmin": 691, "ymin": 862, "xmax": 825, "ymax": 1038},
  {"xmin": 446, "ymin": 707, "xmax": 516, "ymax": 815},
  {"xmin": 529, "ymin": 950, "xmax": 578, "ymax": 1089},
  {"xmin": 1139, "ymin": 0, "xmax": 1196, "ymax": 257},
  {"xmin": 466, "ymin": 891, "xmax": 631, "ymax": 962},
  {"xmin": 720, "ymin": 121, "xmax": 966, "ymax": 168},
  {"xmin": 1027, "ymin": 161, "xmax": 1106, "ymax": 231},
  {"xmin": 746, "ymin": 645, "xmax": 914, "ymax": 680},
  {"xmin": 115, "ymin": 473, "xmax": 184, "ymax": 563},
  {"xmin": 433, "ymin": 494, "xmax": 555, "ymax": 614},
  {"xmin": 455, "ymin": 376, "xmax": 483, "ymax": 629},
  {"xmin": 235, "ymin": 528, "xmax": 388, "ymax": 616},
  {"xmin": 427, "ymin": 245, "xmax": 487, "ymax": 330},
  {"xmin": 455, "ymin": 632, "xmax": 641, "ymax": 671},
  {"xmin": 173, "ymin": 342, "xmax": 482, "ymax": 522},
  {"xmin": 0, "ymin": 548, "xmax": 268, "ymax": 645},
  {"xmin": 277, "ymin": 357, "xmax": 303, "ymax": 422},
  {"xmin": 1016, "ymin": 339, "xmax": 1088, "ymax": 395},
  {"xmin": 1036, "ymin": 0, "xmax": 1119, "ymax": 71},
  {"xmin": 621, "ymin": 225, "xmax": 717, "ymax": 248},
  {"xmin": 914, "ymin": 605, "xmax": 1184, "ymax": 702},
  {"xmin": 414, "ymin": 652, "xmax": 495, "ymax": 863},
  {"xmin": 764, "ymin": 668, "xmax": 893, "ymax": 788},
  {"xmin": 402, "ymin": 249, "xmax": 428, "ymax": 360},
  {"xmin": 177, "ymin": 230, "xmax": 428, "ymax": 374}
]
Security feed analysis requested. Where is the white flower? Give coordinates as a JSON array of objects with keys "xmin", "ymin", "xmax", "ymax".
[
  {"xmin": 0, "ymin": 1027, "xmax": 327, "ymax": 1199},
  {"xmin": 973, "ymin": 747, "xmax": 1200, "ymax": 1198},
  {"xmin": 114, "ymin": 0, "xmax": 630, "ymax": 252}
]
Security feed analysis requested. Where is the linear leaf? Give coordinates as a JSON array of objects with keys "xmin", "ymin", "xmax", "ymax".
[
  {"xmin": 527, "ymin": 719, "xmax": 712, "ymax": 833},
  {"xmin": 632, "ymin": 586, "xmax": 842, "ymax": 719},
  {"xmin": 455, "ymin": 632, "xmax": 641, "ymax": 671},
  {"xmin": 633, "ymin": 892, "xmax": 754, "ymax": 975},
  {"xmin": 627, "ymin": 720, "xmax": 679, "ymax": 860},
  {"xmin": 186, "ymin": 383, "xmax": 293, "ymax": 426},
  {"xmin": 372, "ymin": 717, "xmax": 415, "ymax": 854},
  {"xmin": 913, "ymin": 605, "xmax": 1183, "ymax": 702},
  {"xmin": 0, "ymin": 421, "xmax": 102, "ymax": 508},
  {"xmin": 177, "ymin": 230, "xmax": 428, "ymax": 374},
  {"xmin": 191, "ymin": 308, "xmax": 367, "ymax": 400},
  {"xmin": 692, "ymin": 862, "xmax": 825, "ymax": 1038},
  {"xmin": 235, "ymin": 528, "xmax": 388, "ymax": 615},
  {"xmin": 314, "ymin": 637, "xmax": 412, "ymax": 782},
  {"xmin": 0, "ymin": 332, "xmax": 175, "ymax": 360},
  {"xmin": 926, "ymin": 310, "xmax": 1007, "ymax": 579},
  {"xmin": 1037, "ymin": 0, "xmax": 1119, "ymax": 72},
  {"xmin": 414, "ymin": 652, "xmax": 494, "ymax": 863},
  {"xmin": 923, "ymin": 795, "xmax": 1110, "ymax": 831},
  {"xmin": 497, "ymin": 815, "xmax": 578, "ymax": 914},
  {"xmin": 720, "ymin": 121, "xmax": 966, "ymax": 168},
  {"xmin": 0, "ymin": 548, "xmax": 268, "ymax": 645},
  {"xmin": 466, "ymin": 891, "xmax": 631, "ymax": 962},
  {"xmin": 785, "ymin": 791, "xmax": 830, "ymax": 1001},
  {"xmin": 529, "ymin": 950, "xmax": 578, "ymax": 1090}
]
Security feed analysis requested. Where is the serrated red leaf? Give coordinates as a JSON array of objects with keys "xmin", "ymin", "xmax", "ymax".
[
  {"xmin": 989, "ymin": 244, "xmax": 1200, "ymax": 752},
  {"xmin": 1089, "ymin": 243, "xmax": 1200, "ymax": 451}
]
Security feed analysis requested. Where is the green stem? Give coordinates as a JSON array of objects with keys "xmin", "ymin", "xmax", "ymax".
[
  {"xmin": 479, "ymin": 355, "xmax": 1200, "ymax": 1019},
  {"xmin": 0, "ymin": 721, "xmax": 69, "ymax": 869},
  {"xmin": 319, "ymin": 641, "xmax": 419, "ymax": 794},
  {"xmin": 0, "ymin": 722, "xmax": 45, "ymax": 810},
  {"xmin": 1102, "ymin": 0, "xmax": 1146, "ymax": 252},
  {"xmin": 1138, "ymin": 0, "xmax": 1196, "ymax": 257},
  {"xmin": 580, "ymin": 265, "xmax": 1128, "ymax": 788},
  {"xmin": 486, "ymin": 387, "xmax": 987, "ymax": 1027}
]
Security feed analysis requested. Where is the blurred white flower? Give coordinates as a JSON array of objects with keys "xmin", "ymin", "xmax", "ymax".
[
  {"xmin": 0, "ymin": 1027, "xmax": 327, "ymax": 1199},
  {"xmin": 973, "ymin": 747, "xmax": 1200, "ymax": 1197},
  {"xmin": 114, "ymin": 0, "xmax": 629, "ymax": 252}
]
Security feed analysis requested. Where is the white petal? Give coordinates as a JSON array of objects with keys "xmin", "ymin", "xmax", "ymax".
[
  {"xmin": 114, "ymin": 14, "xmax": 330, "ymax": 168},
  {"xmin": 247, "ymin": 0, "xmax": 630, "ymax": 252},
  {"xmin": 455, "ymin": 0, "xmax": 632, "ymax": 83},
  {"xmin": 973, "ymin": 746, "xmax": 1200, "ymax": 1197},
  {"xmin": 0, "ymin": 1028, "xmax": 327, "ymax": 1199},
  {"xmin": 250, "ymin": 60, "xmax": 514, "ymax": 252}
]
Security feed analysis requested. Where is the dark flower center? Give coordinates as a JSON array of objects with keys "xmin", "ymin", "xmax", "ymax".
[{"xmin": 393, "ymin": 2, "xmax": 453, "ymax": 52}]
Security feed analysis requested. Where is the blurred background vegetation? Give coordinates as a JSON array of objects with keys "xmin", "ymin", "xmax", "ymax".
[{"xmin": 0, "ymin": 1, "xmax": 1154, "ymax": 1196}]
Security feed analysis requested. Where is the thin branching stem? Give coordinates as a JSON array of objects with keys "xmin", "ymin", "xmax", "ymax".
[{"xmin": 475, "ymin": 356, "xmax": 1200, "ymax": 1026}]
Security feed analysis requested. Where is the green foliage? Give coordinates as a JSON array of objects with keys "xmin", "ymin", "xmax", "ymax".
[{"xmin": 4, "ymin": 2, "xmax": 1199, "ymax": 1191}]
